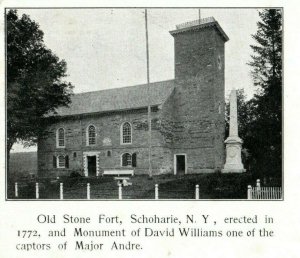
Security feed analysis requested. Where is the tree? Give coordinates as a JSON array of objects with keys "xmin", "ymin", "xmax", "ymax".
[
  {"xmin": 247, "ymin": 9, "xmax": 282, "ymax": 179},
  {"xmin": 7, "ymin": 10, "xmax": 73, "ymax": 161}
]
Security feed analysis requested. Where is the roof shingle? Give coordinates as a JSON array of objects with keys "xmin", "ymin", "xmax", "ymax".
[{"xmin": 53, "ymin": 80, "xmax": 174, "ymax": 117}]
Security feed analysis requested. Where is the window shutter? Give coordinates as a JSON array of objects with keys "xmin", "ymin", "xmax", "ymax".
[
  {"xmin": 122, "ymin": 154, "xmax": 126, "ymax": 166},
  {"xmin": 53, "ymin": 156, "xmax": 57, "ymax": 168},
  {"xmin": 65, "ymin": 155, "xmax": 69, "ymax": 168},
  {"xmin": 132, "ymin": 153, "xmax": 137, "ymax": 167}
]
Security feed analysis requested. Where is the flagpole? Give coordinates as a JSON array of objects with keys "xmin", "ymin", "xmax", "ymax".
[{"xmin": 145, "ymin": 9, "xmax": 152, "ymax": 178}]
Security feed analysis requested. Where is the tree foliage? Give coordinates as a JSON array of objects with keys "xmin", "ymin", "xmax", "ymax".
[
  {"xmin": 248, "ymin": 9, "xmax": 282, "ymax": 178},
  {"xmin": 225, "ymin": 9, "xmax": 282, "ymax": 180},
  {"xmin": 7, "ymin": 10, "xmax": 73, "ymax": 155}
]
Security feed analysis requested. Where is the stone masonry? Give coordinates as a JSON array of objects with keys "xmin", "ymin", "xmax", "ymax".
[{"xmin": 38, "ymin": 17, "xmax": 229, "ymax": 177}]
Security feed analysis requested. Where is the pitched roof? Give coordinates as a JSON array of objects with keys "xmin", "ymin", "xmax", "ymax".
[{"xmin": 52, "ymin": 80, "xmax": 174, "ymax": 117}]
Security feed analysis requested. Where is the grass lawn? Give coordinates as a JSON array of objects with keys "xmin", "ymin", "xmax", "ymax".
[{"xmin": 7, "ymin": 173, "xmax": 253, "ymax": 200}]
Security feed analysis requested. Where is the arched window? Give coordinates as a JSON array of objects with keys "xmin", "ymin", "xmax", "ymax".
[
  {"xmin": 53, "ymin": 155, "xmax": 69, "ymax": 168},
  {"xmin": 87, "ymin": 125, "xmax": 96, "ymax": 146},
  {"xmin": 122, "ymin": 153, "xmax": 132, "ymax": 167},
  {"xmin": 57, "ymin": 155, "xmax": 65, "ymax": 168},
  {"xmin": 121, "ymin": 122, "xmax": 132, "ymax": 144},
  {"xmin": 56, "ymin": 128, "xmax": 65, "ymax": 148},
  {"xmin": 121, "ymin": 153, "xmax": 137, "ymax": 167}
]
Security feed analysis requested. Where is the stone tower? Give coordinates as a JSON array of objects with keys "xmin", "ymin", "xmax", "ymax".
[{"xmin": 169, "ymin": 17, "xmax": 229, "ymax": 173}]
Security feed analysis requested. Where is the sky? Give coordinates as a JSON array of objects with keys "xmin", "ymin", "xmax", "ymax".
[{"xmin": 10, "ymin": 8, "xmax": 260, "ymax": 152}]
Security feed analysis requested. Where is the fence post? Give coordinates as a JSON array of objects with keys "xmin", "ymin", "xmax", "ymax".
[
  {"xmin": 15, "ymin": 182, "xmax": 18, "ymax": 198},
  {"xmin": 87, "ymin": 183, "xmax": 90, "ymax": 200},
  {"xmin": 195, "ymin": 185, "xmax": 199, "ymax": 200},
  {"xmin": 256, "ymin": 179, "xmax": 261, "ymax": 188},
  {"xmin": 60, "ymin": 183, "xmax": 63, "ymax": 200},
  {"xmin": 155, "ymin": 184, "xmax": 159, "ymax": 200},
  {"xmin": 36, "ymin": 182, "xmax": 39, "ymax": 199},
  {"xmin": 247, "ymin": 185, "xmax": 252, "ymax": 200},
  {"xmin": 256, "ymin": 179, "xmax": 261, "ymax": 199},
  {"xmin": 118, "ymin": 184, "xmax": 122, "ymax": 200}
]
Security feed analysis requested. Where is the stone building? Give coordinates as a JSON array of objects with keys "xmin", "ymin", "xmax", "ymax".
[{"xmin": 37, "ymin": 17, "xmax": 229, "ymax": 178}]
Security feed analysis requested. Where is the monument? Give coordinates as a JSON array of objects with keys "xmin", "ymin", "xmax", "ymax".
[{"xmin": 222, "ymin": 89, "xmax": 246, "ymax": 173}]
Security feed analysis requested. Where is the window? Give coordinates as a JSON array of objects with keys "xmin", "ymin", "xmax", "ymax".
[
  {"xmin": 56, "ymin": 128, "xmax": 65, "ymax": 148},
  {"xmin": 121, "ymin": 153, "xmax": 137, "ymax": 167},
  {"xmin": 87, "ymin": 125, "xmax": 96, "ymax": 145},
  {"xmin": 57, "ymin": 155, "xmax": 65, "ymax": 168},
  {"xmin": 122, "ymin": 153, "xmax": 132, "ymax": 167},
  {"xmin": 54, "ymin": 155, "xmax": 69, "ymax": 168},
  {"xmin": 121, "ymin": 122, "xmax": 132, "ymax": 144},
  {"xmin": 107, "ymin": 150, "xmax": 111, "ymax": 157}
]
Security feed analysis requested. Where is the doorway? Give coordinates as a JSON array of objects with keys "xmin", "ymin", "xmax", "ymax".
[
  {"xmin": 87, "ymin": 156, "xmax": 97, "ymax": 177},
  {"xmin": 175, "ymin": 154, "xmax": 186, "ymax": 175}
]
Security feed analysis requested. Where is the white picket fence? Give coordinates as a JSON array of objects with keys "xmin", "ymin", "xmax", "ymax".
[
  {"xmin": 247, "ymin": 179, "xmax": 282, "ymax": 200},
  {"xmin": 14, "ymin": 179, "xmax": 282, "ymax": 200},
  {"xmin": 14, "ymin": 182, "xmax": 201, "ymax": 200}
]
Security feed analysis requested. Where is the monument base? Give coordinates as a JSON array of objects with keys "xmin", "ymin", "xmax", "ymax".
[
  {"xmin": 221, "ymin": 168, "xmax": 246, "ymax": 173},
  {"xmin": 222, "ymin": 136, "xmax": 246, "ymax": 173}
]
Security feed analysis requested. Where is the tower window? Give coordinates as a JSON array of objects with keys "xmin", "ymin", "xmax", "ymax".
[
  {"xmin": 121, "ymin": 122, "xmax": 132, "ymax": 144},
  {"xmin": 107, "ymin": 150, "xmax": 111, "ymax": 157}
]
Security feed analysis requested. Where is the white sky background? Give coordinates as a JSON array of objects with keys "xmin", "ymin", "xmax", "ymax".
[{"xmin": 11, "ymin": 8, "xmax": 260, "ymax": 152}]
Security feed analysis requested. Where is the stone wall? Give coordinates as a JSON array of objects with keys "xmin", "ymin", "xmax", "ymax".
[
  {"xmin": 170, "ymin": 25, "xmax": 226, "ymax": 173},
  {"xmin": 212, "ymin": 31, "xmax": 226, "ymax": 170},
  {"xmin": 38, "ymin": 109, "xmax": 173, "ymax": 177}
]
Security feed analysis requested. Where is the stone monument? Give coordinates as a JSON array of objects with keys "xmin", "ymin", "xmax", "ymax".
[{"xmin": 222, "ymin": 89, "xmax": 246, "ymax": 173}]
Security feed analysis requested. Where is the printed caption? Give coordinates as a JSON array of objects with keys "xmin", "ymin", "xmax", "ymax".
[{"xmin": 15, "ymin": 213, "xmax": 275, "ymax": 252}]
